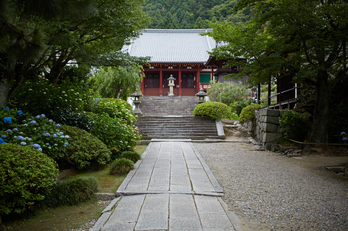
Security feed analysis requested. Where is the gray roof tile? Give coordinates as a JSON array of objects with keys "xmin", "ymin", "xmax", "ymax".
[{"xmin": 122, "ymin": 29, "xmax": 216, "ymax": 64}]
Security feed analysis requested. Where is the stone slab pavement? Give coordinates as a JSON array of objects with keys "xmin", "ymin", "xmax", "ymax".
[{"xmin": 91, "ymin": 141, "xmax": 242, "ymax": 231}]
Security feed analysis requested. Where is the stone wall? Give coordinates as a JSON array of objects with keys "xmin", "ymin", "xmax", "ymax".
[{"xmin": 255, "ymin": 109, "xmax": 285, "ymax": 150}]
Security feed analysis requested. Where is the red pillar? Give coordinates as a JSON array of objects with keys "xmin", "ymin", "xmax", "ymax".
[
  {"xmin": 141, "ymin": 69, "xmax": 145, "ymax": 94},
  {"xmin": 178, "ymin": 65, "xmax": 182, "ymax": 96},
  {"xmin": 196, "ymin": 68, "xmax": 201, "ymax": 93},
  {"xmin": 159, "ymin": 65, "xmax": 163, "ymax": 96}
]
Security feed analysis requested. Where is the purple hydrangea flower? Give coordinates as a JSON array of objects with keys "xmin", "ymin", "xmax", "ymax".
[
  {"xmin": 13, "ymin": 128, "xmax": 18, "ymax": 132},
  {"xmin": 30, "ymin": 120, "xmax": 37, "ymax": 124},
  {"xmin": 56, "ymin": 124, "xmax": 61, "ymax": 128},
  {"xmin": 49, "ymin": 119, "xmax": 53, "ymax": 123},
  {"xmin": 36, "ymin": 115, "xmax": 41, "ymax": 119},
  {"xmin": 32, "ymin": 144, "xmax": 41, "ymax": 149},
  {"xmin": 59, "ymin": 132, "xmax": 64, "ymax": 135},
  {"xmin": 6, "ymin": 129, "xmax": 11, "ymax": 133},
  {"xmin": 53, "ymin": 134, "xmax": 57, "ymax": 138},
  {"xmin": 45, "ymin": 133, "xmax": 50, "ymax": 137},
  {"xmin": 41, "ymin": 114, "xmax": 45, "ymax": 117},
  {"xmin": 343, "ymin": 137, "xmax": 348, "ymax": 142},
  {"xmin": 1, "ymin": 135, "xmax": 6, "ymax": 138},
  {"xmin": 341, "ymin": 132, "xmax": 346, "ymax": 135},
  {"xmin": 3, "ymin": 117, "xmax": 11, "ymax": 124}
]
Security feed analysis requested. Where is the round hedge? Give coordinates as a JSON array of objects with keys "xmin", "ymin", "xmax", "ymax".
[
  {"xmin": 193, "ymin": 101, "xmax": 231, "ymax": 120},
  {"xmin": 109, "ymin": 158, "xmax": 134, "ymax": 175},
  {"xmin": 59, "ymin": 125, "xmax": 111, "ymax": 170},
  {"xmin": 0, "ymin": 144, "xmax": 58, "ymax": 215},
  {"xmin": 121, "ymin": 151, "xmax": 141, "ymax": 163},
  {"xmin": 239, "ymin": 104, "xmax": 261, "ymax": 124}
]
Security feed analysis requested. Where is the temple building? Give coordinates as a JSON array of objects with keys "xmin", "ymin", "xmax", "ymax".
[{"xmin": 122, "ymin": 29, "xmax": 217, "ymax": 96}]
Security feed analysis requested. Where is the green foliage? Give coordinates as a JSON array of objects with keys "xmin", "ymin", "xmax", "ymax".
[
  {"xmin": 41, "ymin": 177, "xmax": 98, "ymax": 208},
  {"xmin": 11, "ymin": 79, "xmax": 96, "ymax": 120},
  {"xmin": 239, "ymin": 104, "xmax": 261, "ymax": 124},
  {"xmin": 92, "ymin": 98, "xmax": 136, "ymax": 125},
  {"xmin": 0, "ymin": 144, "xmax": 58, "ymax": 215},
  {"xmin": 208, "ymin": 82, "xmax": 249, "ymax": 106},
  {"xmin": 59, "ymin": 125, "xmax": 111, "ymax": 170},
  {"xmin": 0, "ymin": 112, "xmax": 69, "ymax": 160},
  {"xmin": 193, "ymin": 102, "xmax": 231, "ymax": 120},
  {"xmin": 89, "ymin": 112, "xmax": 141, "ymax": 152},
  {"xmin": 121, "ymin": 151, "xmax": 142, "ymax": 163},
  {"xmin": 88, "ymin": 66, "xmax": 143, "ymax": 100},
  {"xmin": 279, "ymin": 111, "xmax": 310, "ymax": 142},
  {"xmin": 109, "ymin": 158, "xmax": 135, "ymax": 175},
  {"xmin": 230, "ymin": 100, "xmax": 251, "ymax": 116}
]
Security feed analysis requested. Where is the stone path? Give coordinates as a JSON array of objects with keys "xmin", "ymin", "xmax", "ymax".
[{"xmin": 91, "ymin": 141, "xmax": 240, "ymax": 231}]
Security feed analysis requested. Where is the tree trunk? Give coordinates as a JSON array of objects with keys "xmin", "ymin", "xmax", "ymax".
[
  {"xmin": 308, "ymin": 71, "xmax": 329, "ymax": 143},
  {"xmin": 0, "ymin": 76, "xmax": 11, "ymax": 107}
]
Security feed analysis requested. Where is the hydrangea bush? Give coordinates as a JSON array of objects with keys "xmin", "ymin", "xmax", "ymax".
[
  {"xmin": 0, "ymin": 109, "xmax": 68, "ymax": 159},
  {"xmin": 340, "ymin": 132, "xmax": 348, "ymax": 143}
]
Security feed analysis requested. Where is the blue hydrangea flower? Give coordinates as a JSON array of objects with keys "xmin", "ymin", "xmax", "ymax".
[
  {"xmin": 30, "ymin": 120, "xmax": 37, "ymax": 124},
  {"xmin": 341, "ymin": 132, "xmax": 346, "ymax": 135},
  {"xmin": 65, "ymin": 135, "xmax": 70, "ymax": 139},
  {"xmin": 46, "ymin": 143, "xmax": 50, "ymax": 146},
  {"xmin": 3, "ymin": 117, "xmax": 11, "ymax": 124},
  {"xmin": 17, "ymin": 136, "xmax": 25, "ymax": 141},
  {"xmin": 39, "ymin": 148, "xmax": 42, "ymax": 152},
  {"xmin": 32, "ymin": 144, "xmax": 41, "ymax": 149},
  {"xmin": 64, "ymin": 142, "xmax": 68, "ymax": 146},
  {"xmin": 6, "ymin": 129, "xmax": 11, "ymax": 133},
  {"xmin": 53, "ymin": 134, "xmax": 57, "ymax": 138},
  {"xmin": 41, "ymin": 114, "xmax": 46, "ymax": 117},
  {"xmin": 3, "ymin": 107, "xmax": 9, "ymax": 111},
  {"xmin": 22, "ymin": 120, "xmax": 27, "ymax": 123},
  {"xmin": 49, "ymin": 119, "xmax": 53, "ymax": 123},
  {"xmin": 56, "ymin": 124, "xmax": 61, "ymax": 128},
  {"xmin": 27, "ymin": 138, "xmax": 32, "ymax": 141},
  {"xmin": 36, "ymin": 115, "xmax": 41, "ymax": 119},
  {"xmin": 17, "ymin": 110, "xmax": 23, "ymax": 116},
  {"xmin": 45, "ymin": 133, "xmax": 50, "ymax": 137},
  {"xmin": 343, "ymin": 137, "xmax": 348, "ymax": 141},
  {"xmin": 20, "ymin": 142, "xmax": 27, "ymax": 146},
  {"xmin": 59, "ymin": 132, "xmax": 64, "ymax": 135},
  {"xmin": 13, "ymin": 128, "xmax": 18, "ymax": 132},
  {"xmin": 61, "ymin": 154, "xmax": 65, "ymax": 157},
  {"xmin": 0, "ymin": 138, "xmax": 7, "ymax": 144},
  {"xmin": 2, "ymin": 135, "xmax": 6, "ymax": 138}
]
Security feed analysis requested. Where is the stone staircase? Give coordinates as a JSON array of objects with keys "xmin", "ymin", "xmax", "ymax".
[
  {"xmin": 136, "ymin": 96, "xmax": 224, "ymax": 140},
  {"xmin": 139, "ymin": 96, "xmax": 198, "ymax": 116}
]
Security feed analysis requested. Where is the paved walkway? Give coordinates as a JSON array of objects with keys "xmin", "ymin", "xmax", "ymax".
[{"xmin": 91, "ymin": 141, "xmax": 240, "ymax": 231}]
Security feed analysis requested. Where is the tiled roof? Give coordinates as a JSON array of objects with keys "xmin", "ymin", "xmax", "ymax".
[{"xmin": 122, "ymin": 29, "xmax": 216, "ymax": 64}]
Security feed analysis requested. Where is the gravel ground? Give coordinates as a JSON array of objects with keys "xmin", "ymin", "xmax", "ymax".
[{"xmin": 194, "ymin": 142, "xmax": 348, "ymax": 231}]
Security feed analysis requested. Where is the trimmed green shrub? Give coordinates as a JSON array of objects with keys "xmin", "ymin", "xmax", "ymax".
[
  {"xmin": 193, "ymin": 102, "xmax": 231, "ymax": 120},
  {"xmin": 239, "ymin": 104, "xmax": 261, "ymax": 124},
  {"xmin": 41, "ymin": 177, "xmax": 98, "ymax": 208},
  {"xmin": 89, "ymin": 112, "xmax": 141, "ymax": 152},
  {"xmin": 0, "ymin": 144, "xmax": 58, "ymax": 215},
  {"xmin": 279, "ymin": 110, "xmax": 310, "ymax": 141},
  {"xmin": 59, "ymin": 125, "xmax": 111, "ymax": 170},
  {"xmin": 110, "ymin": 158, "xmax": 134, "ymax": 175},
  {"xmin": 121, "ymin": 151, "xmax": 141, "ymax": 163}
]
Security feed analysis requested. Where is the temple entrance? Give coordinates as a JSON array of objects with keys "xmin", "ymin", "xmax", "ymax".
[
  {"xmin": 144, "ymin": 72, "xmax": 160, "ymax": 96},
  {"xmin": 163, "ymin": 73, "xmax": 178, "ymax": 96},
  {"xmin": 181, "ymin": 72, "xmax": 196, "ymax": 96}
]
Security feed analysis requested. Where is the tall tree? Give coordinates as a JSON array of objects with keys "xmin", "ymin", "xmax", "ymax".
[
  {"xmin": 0, "ymin": 0, "xmax": 150, "ymax": 106},
  {"xmin": 206, "ymin": 0, "xmax": 348, "ymax": 143}
]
